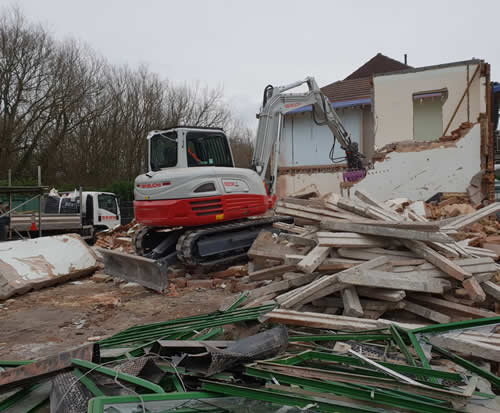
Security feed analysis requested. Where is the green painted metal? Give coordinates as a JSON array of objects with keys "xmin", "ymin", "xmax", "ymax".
[
  {"xmin": 193, "ymin": 326, "xmax": 224, "ymax": 341},
  {"xmin": 390, "ymin": 325, "xmax": 417, "ymax": 367},
  {"xmin": 87, "ymin": 392, "xmax": 220, "ymax": 413},
  {"xmin": 405, "ymin": 330, "xmax": 438, "ymax": 384},
  {"xmin": 424, "ymin": 339, "xmax": 500, "ymax": 388},
  {"xmin": 0, "ymin": 385, "xmax": 39, "ymax": 412},
  {"xmin": 72, "ymin": 358, "xmax": 164, "ymax": 394},
  {"xmin": 411, "ymin": 316, "xmax": 500, "ymax": 335},
  {"xmin": 243, "ymin": 367, "xmax": 459, "ymax": 413},
  {"xmin": 73, "ymin": 368, "xmax": 104, "ymax": 397},
  {"xmin": 202, "ymin": 380, "xmax": 382, "ymax": 413},
  {"xmin": 225, "ymin": 292, "xmax": 249, "ymax": 312},
  {"xmin": 99, "ymin": 305, "xmax": 274, "ymax": 348},
  {"xmin": 0, "ymin": 360, "xmax": 33, "ymax": 367},
  {"xmin": 271, "ymin": 350, "xmax": 463, "ymax": 382},
  {"xmin": 289, "ymin": 333, "xmax": 391, "ymax": 342}
]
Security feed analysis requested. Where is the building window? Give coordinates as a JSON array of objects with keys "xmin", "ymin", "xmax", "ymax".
[{"xmin": 413, "ymin": 90, "xmax": 447, "ymax": 141}]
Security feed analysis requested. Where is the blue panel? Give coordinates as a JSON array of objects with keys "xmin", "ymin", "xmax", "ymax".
[
  {"xmin": 493, "ymin": 83, "xmax": 500, "ymax": 94},
  {"xmin": 288, "ymin": 98, "xmax": 371, "ymax": 114}
]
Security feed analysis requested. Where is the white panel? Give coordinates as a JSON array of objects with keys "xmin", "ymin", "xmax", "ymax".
[{"xmin": 353, "ymin": 124, "xmax": 481, "ymax": 201}]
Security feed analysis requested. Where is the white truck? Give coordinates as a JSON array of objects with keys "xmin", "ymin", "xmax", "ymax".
[{"xmin": 4, "ymin": 190, "xmax": 121, "ymax": 242}]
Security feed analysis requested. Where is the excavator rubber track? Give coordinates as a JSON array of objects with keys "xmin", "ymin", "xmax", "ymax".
[{"xmin": 176, "ymin": 215, "xmax": 292, "ymax": 269}]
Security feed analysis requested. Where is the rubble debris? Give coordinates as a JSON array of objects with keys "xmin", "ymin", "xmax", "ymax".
[
  {"xmin": 2, "ymin": 297, "xmax": 498, "ymax": 412},
  {"xmin": 0, "ymin": 234, "xmax": 98, "ymax": 300},
  {"xmin": 95, "ymin": 220, "xmax": 141, "ymax": 253},
  {"xmin": 233, "ymin": 190, "xmax": 500, "ymax": 324}
]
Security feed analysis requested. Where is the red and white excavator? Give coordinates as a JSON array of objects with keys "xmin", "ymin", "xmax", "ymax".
[{"xmin": 98, "ymin": 77, "xmax": 365, "ymax": 290}]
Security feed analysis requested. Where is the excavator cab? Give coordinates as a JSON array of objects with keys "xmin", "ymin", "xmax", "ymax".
[{"xmin": 149, "ymin": 127, "xmax": 234, "ymax": 171}]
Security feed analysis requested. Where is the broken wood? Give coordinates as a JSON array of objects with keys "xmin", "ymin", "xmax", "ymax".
[
  {"xmin": 341, "ymin": 286, "xmax": 363, "ymax": 317},
  {"xmin": 337, "ymin": 269, "xmax": 447, "ymax": 294},
  {"xmin": 317, "ymin": 232, "xmax": 389, "ymax": 248},
  {"xmin": 297, "ymin": 245, "xmax": 330, "ymax": 274},
  {"xmin": 409, "ymin": 294, "xmax": 497, "ymax": 318},
  {"xmin": 321, "ymin": 220, "xmax": 453, "ymax": 243},
  {"xmin": 403, "ymin": 300, "xmax": 451, "ymax": 324},
  {"xmin": 248, "ymin": 264, "xmax": 297, "ymax": 281}
]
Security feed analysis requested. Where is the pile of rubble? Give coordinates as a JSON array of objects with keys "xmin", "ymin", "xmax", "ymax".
[
  {"xmin": 95, "ymin": 220, "xmax": 141, "ymax": 253},
  {"xmin": 1, "ymin": 294, "xmax": 498, "ymax": 411},
  {"xmin": 230, "ymin": 189, "xmax": 500, "ymax": 326}
]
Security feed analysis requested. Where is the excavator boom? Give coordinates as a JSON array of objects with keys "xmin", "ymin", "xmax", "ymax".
[{"xmin": 252, "ymin": 77, "xmax": 365, "ymax": 194}]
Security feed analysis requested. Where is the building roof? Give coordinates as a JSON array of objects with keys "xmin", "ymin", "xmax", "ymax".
[
  {"xmin": 345, "ymin": 53, "xmax": 411, "ymax": 80},
  {"xmin": 320, "ymin": 53, "xmax": 411, "ymax": 104},
  {"xmin": 321, "ymin": 76, "xmax": 372, "ymax": 103}
]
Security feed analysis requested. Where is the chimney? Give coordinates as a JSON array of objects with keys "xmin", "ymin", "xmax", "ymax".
[{"xmin": 404, "ymin": 54, "xmax": 408, "ymax": 65}]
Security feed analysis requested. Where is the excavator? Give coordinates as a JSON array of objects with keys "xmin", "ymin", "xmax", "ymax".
[{"xmin": 98, "ymin": 77, "xmax": 366, "ymax": 291}]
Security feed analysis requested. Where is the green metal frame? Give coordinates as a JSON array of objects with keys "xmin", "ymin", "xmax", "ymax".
[
  {"xmin": 86, "ymin": 392, "xmax": 221, "ymax": 413},
  {"xmin": 411, "ymin": 316, "xmax": 500, "ymax": 335},
  {"xmin": 202, "ymin": 380, "xmax": 382, "ymax": 413},
  {"xmin": 72, "ymin": 358, "xmax": 164, "ymax": 394},
  {"xmin": 422, "ymin": 338, "xmax": 500, "ymax": 388},
  {"xmin": 73, "ymin": 368, "xmax": 104, "ymax": 397},
  {"xmin": 242, "ymin": 366, "xmax": 460, "ymax": 413},
  {"xmin": 289, "ymin": 333, "xmax": 392, "ymax": 342},
  {"xmin": 270, "ymin": 350, "xmax": 464, "ymax": 382}
]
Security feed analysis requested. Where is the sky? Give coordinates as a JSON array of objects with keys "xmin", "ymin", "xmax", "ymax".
[{"xmin": 6, "ymin": 0, "xmax": 500, "ymax": 128}]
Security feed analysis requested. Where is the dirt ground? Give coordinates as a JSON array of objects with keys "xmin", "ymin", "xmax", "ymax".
[{"xmin": 0, "ymin": 275, "xmax": 233, "ymax": 360}]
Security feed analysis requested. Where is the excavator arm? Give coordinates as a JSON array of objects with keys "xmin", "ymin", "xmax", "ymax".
[{"xmin": 251, "ymin": 77, "xmax": 365, "ymax": 194}]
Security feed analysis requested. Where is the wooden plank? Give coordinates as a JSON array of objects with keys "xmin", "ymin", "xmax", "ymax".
[
  {"xmin": 337, "ymin": 248, "xmax": 417, "ymax": 261},
  {"xmin": 277, "ymin": 200, "xmax": 357, "ymax": 221},
  {"xmin": 246, "ymin": 273, "xmax": 315, "ymax": 301},
  {"xmin": 356, "ymin": 287, "xmax": 406, "ymax": 302},
  {"xmin": 321, "ymin": 220, "xmax": 453, "ymax": 243},
  {"xmin": 482, "ymin": 281, "xmax": 500, "ymax": 300},
  {"xmin": 272, "ymin": 222, "xmax": 307, "ymax": 234},
  {"xmin": 297, "ymin": 246, "xmax": 330, "ymax": 274},
  {"xmin": 317, "ymin": 232, "xmax": 389, "ymax": 248},
  {"xmin": 403, "ymin": 240, "xmax": 472, "ymax": 281},
  {"xmin": 341, "ymin": 287, "xmax": 363, "ymax": 317},
  {"xmin": 279, "ymin": 233, "xmax": 317, "ymax": 247},
  {"xmin": 403, "ymin": 301, "xmax": 451, "ymax": 324},
  {"xmin": 447, "ymin": 202, "xmax": 500, "ymax": 230},
  {"xmin": 264, "ymin": 309, "xmax": 426, "ymax": 331},
  {"xmin": 313, "ymin": 297, "xmax": 405, "ymax": 311},
  {"xmin": 428, "ymin": 334, "xmax": 500, "ymax": 363},
  {"xmin": 337, "ymin": 269, "xmax": 446, "ymax": 293},
  {"xmin": 248, "ymin": 264, "xmax": 297, "ymax": 281},
  {"xmin": 247, "ymin": 231, "xmax": 291, "ymax": 263},
  {"xmin": 318, "ymin": 258, "xmax": 362, "ymax": 271},
  {"xmin": 391, "ymin": 259, "xmax": 427, "ymax": 267},
  {"xmin": 409, "ymin": 294, "xmax": 498, "ymax": 318},
  {"xmin": 275, "ymin": 206, "xmax": 322, "ymax": 222},
  {"xmin": 280, "ymin": 256, "xmax": 388, "ymax": 309},
  {"xmin": 462, "ymin": 277, "xmax": 487, "ymax": 302}
]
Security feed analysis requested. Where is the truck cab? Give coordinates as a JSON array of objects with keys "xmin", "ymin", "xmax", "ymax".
[{"xmin": 82, "ymin": 191, "xmax": 121, "ymax": 230}]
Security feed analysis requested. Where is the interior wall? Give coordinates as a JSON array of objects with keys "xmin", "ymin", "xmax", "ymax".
[
  {"xmin": 373, "ymin": 63, "xmax": 482, "ymax": 148},
  {"xmin": 280, "ymin": 108, "xmax": 363, "ymax": 167}
]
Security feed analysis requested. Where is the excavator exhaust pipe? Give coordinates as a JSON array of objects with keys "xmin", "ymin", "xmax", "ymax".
[{"xmin": 96, "ymin": 248, "xmax": 169, "ymax": 293}]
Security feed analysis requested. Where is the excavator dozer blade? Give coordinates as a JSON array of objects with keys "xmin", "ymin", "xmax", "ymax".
[{"xmin": 96, "ymin": 248, "xmax": 168, "ymax": 293}]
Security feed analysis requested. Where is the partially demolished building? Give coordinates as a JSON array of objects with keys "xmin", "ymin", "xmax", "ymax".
[{"xmin": 277, "ymin": 54, "xmax": 498, "ymax": 202}]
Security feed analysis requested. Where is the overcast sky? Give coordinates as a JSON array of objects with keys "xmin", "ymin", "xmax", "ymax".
[{"xmin": 7, "ymin": 0, "xmax": 500, "ymax": 128}]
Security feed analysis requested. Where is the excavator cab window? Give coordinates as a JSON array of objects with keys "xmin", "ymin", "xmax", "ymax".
[
  {"xmin": 150, "ymin": 132, "xmax": 177, "ymax": 170},
  {"xmin": 186, "ymin": 132, "xmax": 233, "ymax": 167}
]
